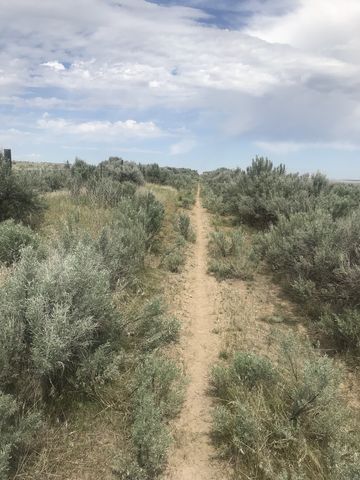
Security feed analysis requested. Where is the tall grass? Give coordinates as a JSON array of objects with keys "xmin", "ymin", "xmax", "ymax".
[
  {"xmin": 208, "ymin": 228, "xmax": 255, "ymax": 280},
  {"xmin": 211, "ymin": 335, "xmax": 360, "ymax": 479}
]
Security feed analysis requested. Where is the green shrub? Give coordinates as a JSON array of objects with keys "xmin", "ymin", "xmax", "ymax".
[
  {"xmin": 134, "ymin": 192, "xmax": 165, "ymax": 248},
  {"xmin": 202, "ymin": 158, "xmax": 360, "ymax": 226},
  {"xmin": 88, "ymin": 177, "xmax": 136, "ymax": 207},
  {"xmin": 320, "ymin": 309, "xmax": 360, "ymax": 354},
  {"xmin": 98, "ymin": 157, "xmax": 144, "ymax": 185},
  {"xmin": 124, "ymin": 298, "xmax": 180, "ymax": 352},
  {"xmin": 211, "ymin": 352, "xmax": 277, "ymax": 400},
  {"xmin": 178, "ymin": 190, "xmax": 195, "ymax": 209},
  {"xmin": 0, "ymin": 166, "xmax": 44, "ymax": 226},
  {"xmin": 201, "ymin": 186, "xmax": 226, "ymax": 214},
  {"xmin": 21, "ymin": 168, "xmax": 70, "ymax": 192},
  {"xmin": 161, "ymin": 235, "xmax": 186, "ymax": 273},
  {"xmin": 213, "ymin": 402, "xmax": 261, "ymax": 456},
  {"xmin": 332, "ymin": 452, "xmax": 360, "ymax": 480},
  {"xmin": 162, "ymin": 248, "xmax": 186, "ymax": 273},
  {"xmin": 140, "ymin": 163, "xmax": 198, "ymax": 192},
  {"xmin": 112, "ymin": 457, "xmax": 147, "ymax": 480},
  {"xmin": 211, "ymin": 336, "xmax": 353, "ymax": 479},
  {"xmin": 254, "ymin": 204, "xmax": 360, "ymax": 350},
  {"xmin": 0, "ymin": 220, "xmax": 39, "ymax": 266},
  {"xmin": 319, "ymin": 182, "xmax": 360, "ymax": 219},
  {"xmin": 176, "ymin": 213, "xmax": 195, "ymax": 242},
  {"xmin": 133, "ymin": 355, "xmax": 184, "ymax": 421},
  {"xmin": 208, "ymin": 229, "xmax": 255, "ymax": 280},
  {"xmin": 131, "ymin": 355, "xmax": 183, "ymax": 477},
  {"xmin": 0, "ymin": 391, "xmax": 42, "ymax": 477},
  {"xmin": 74, "ymin": 345, "xmax": 127, "ymax": 391},
  {"xmin": 71, "ymin": 158, "xmax": 96, "ymax": 183},
  {"xmin": 113, "ymin": 193, "xmax": 165, "ymax": 251},
  {"xmin": 257, "ymin": 209, "xmax": 360, "ymax": 331},
  {"xmin": 132, "ymin": 393, "xmax": 170, "ymax": 477},
  {"xmin": 203, "ymin": 160, "xmax": 360, "ymax": 352},
  {"xmin": 208, "ymin": 230, "xmax": 242, "ymax": 258},
  {"xmin": 61, "ymin": 192, "xmax": 164, "ymax": 288},
  {"xmin": 0, "ymin": 243, "xmax": 119, "ymax": 401},
  {"xmin": 232, "ymin": 352, "xmax": 277, "ymax": 389},
  {"xmin": 98, "ymin": 220, "xmax": 147, "ymax": 288},
  {"xmin": 202, "ymin": 158, "xmax": 329, "ymax": 227}
]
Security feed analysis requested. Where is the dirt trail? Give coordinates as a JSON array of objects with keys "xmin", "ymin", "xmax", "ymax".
[{"xmin": 163, "ymin": 187, "xmax": 228, "ymax": 480}]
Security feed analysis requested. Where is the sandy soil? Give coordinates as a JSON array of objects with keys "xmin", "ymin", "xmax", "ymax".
[{"xmin": 163, "ymin": 187, "xmax": 230, "ymax": 480}]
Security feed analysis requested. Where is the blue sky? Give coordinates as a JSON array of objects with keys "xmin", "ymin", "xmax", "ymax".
[{"xmin": 1, "ymin": 0, "xmax": 360, "ymax": 178}]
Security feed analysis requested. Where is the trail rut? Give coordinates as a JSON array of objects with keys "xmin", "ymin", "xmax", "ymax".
[{"xmin": 163, "ymin": 187, "xmax": 228, "ymax": 480}]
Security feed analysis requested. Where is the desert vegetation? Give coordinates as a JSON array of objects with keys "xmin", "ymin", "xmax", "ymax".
[
  {"xmin": 207, "ymin": 228, "xmax": 254, "ymax": 280},
  {"xmin": 203, "ymin": 157, "xmax": 360, "ymax": 355},
  {"xmin": 211, "ymin": 333, "xmax": 360, "ymax": 479},
  {"xmin": 0, "ymin": 153, "xmax": 196, "ymax": 479},
  {"xmin": 203, "ymin": 157, "xmax": 360, "ymax": 479},
  {"xmin": 1, "ymin": 152, "xmax": 360, "ymax": 480}
]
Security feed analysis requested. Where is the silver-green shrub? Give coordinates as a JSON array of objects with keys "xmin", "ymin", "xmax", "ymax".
[
  {"xmin": 0, "ymin": 163, "xmax": 45, "ymax": 226},
  {"xmin": 162, "ymin": 248, "xmax": 185, "ymax": 273},
  {"xmin": 131, "ymin": 355, "xmax": 183, "ymax": 477},
  {"xmin": 88, "ymin": 177, "xmax": 136, "ymax": 207},
  {"xmin": 123, "ymin": 298, "xmax": 180, "ymax": 352},
  {"xmin": 99, "ymin": 219, "xmax": 147, "ymax": 288},
  {"xmin": 257, "ymin": 208, "xmax": 360, "ymax": 351},
  {"xmin": 98, "ymin": 193, "xmax": 165, "ymax": 287},
  {"xmin": 98, "ymin": 157, "xmax": 145, "ymax": 185},
  {"xmin": 320, "ymin": 309, "xmax": 360, "ymax": 354},
  {"xmin": 208, "ymin": 229, "xmax": 255, "ymax": 280},
  {"xmin": 0, "ymin": 220, "xmax": 39, "ymax": 266},
  {"xmin": 202, "ymin": 158, "xmax": 329, "ymax": 227},
  {"xmin": 132, "ymin": 192, "xmax": 165, "ymax": 248},
  {"xmin": 176, "ymin": 213, "xmax": 195, "ymax": 242},
  {"xmin": 0, "ymin": 391, "xmax": 41, "ymax": 478},
  {"xmin": 211, "ymin": 336, "xmax": 354, "ymax": 479},
  {"xmin": 0, "ymin": 243, "xmax": 118, "ymax": 401}
]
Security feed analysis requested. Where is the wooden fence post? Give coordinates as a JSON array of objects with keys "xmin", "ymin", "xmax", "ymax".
[{"xmin": 3, "ymin": 149, "xmax": 12, "ymax": 171}]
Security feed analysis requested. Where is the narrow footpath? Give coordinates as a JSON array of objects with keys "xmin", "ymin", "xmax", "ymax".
[{"xmin": 163, "ymin": 186, "xmax": 228, "ymax": 480}]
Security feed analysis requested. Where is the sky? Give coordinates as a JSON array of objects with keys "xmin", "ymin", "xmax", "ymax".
[{"xmin": 1, "ymin": 0, "xmax": 360, "ymax": 178}]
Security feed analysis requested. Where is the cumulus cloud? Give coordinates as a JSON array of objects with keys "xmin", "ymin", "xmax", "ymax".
[
  {"xmin": 2, "ymin": 0, "xmax": 356, "ymax": 104},
  {"xmin": 246, "ymin": 0, "xmax": 360, "ymax": 58},
  {"xmin": 41, "ymin": 61, "xmax": 66, "ymax": 71},
  {"xmin": 1, "ymin": 0, "xmax": 360, "ymax": 165}
]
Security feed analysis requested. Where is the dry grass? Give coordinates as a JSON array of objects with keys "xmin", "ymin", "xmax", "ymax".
[
  {"xmin": 144, "ymin": 184, "xmax": 179, "ymax": 245},
  {"xmin": 208, "ymin": 216, "xmax": 360, "ymax": 479},
  {"xmin": 13, "ymin": 161, "xmax": 67, "ymax": 171},
  {"xmin": 211, "ymin": 277, "xmax": 360, "ymax": 480},
  {"xmin": 40, "ymin": 191, "xmax": 114, "ymax": 240},
  {"xmin": 217, "ymin": 277, "xmax": 304, "ymax": 366},
  {"xmin": 13, "ymin": 393, "xmax": 129, "ymax": 480},
  {"xmin": 11, "ymin": 183, "xmax": 186, "ymax": 480},
  {"xmin": 0, "ymin": 264, "xmax": 11, "ymax": 286}
]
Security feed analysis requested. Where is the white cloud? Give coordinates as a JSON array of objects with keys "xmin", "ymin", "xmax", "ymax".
[
  {"xmin": 2, "ymin": 0, "xmax": 356, "ymax": 104},
  {"xmin": 41, "ymin": 61, "xmax": 66, "ymax": 71},
  {"xmin": 170, "ymin": 138, "xmax": 196, "ymax": 155},
  {"xmin": 37, "ymin": 114, "xmax": 164, "ymax": 139},
  {"xmin": 0, "ymin": 96, "xmax": 64, "ymax": 109},
  {"xmin": 255, "ymin": 140, "xmax": 360, "ymax": 154},
  {"xmin": 246, "ymin": 0, "xmax": 360, "ymax": 59},
  {"xmin": 1, "ymin": 0, "xmax": 360, "ymax": 159}
]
